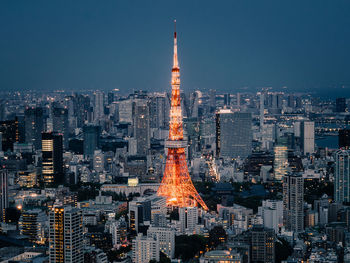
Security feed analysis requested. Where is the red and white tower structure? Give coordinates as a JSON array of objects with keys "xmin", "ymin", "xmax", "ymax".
[{"xmin": 157, "ymin": 21, "xmax": 208, "ymax": 211}]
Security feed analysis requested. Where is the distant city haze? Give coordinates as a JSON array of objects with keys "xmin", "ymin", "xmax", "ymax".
[{"xmin": 1, "ymin": 0, "xmax": 350, "ymax": 97}]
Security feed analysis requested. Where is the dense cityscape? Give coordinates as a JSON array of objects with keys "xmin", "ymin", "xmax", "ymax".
[{"xmin": 2, "ymin": 2, "xmax": 350, "ymax": 263}]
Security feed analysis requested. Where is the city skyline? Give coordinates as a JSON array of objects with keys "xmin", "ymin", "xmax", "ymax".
[
  {"xmin": 2, "ymin": 2, "xmax": 350, "ymax": 263},
  {"xmin": 1, "ymin": 0, "xmax": 350, "ymax": 97}
]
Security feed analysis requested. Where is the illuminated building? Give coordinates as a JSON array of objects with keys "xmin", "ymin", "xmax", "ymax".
[
  {"xmin": 0, "ymin": 169, "xmax": 8, "ymax": 222},
  {"xmin": 42, "ymin": 132, "xmax": 64, "ymax": 186},
  {"xmin": 49, "ymin": 205, "xmax": 83, "ymax": 263},
  {"xmin": 335, "ymin": 149, "xmax": 350, "ymax": 203},
  {"xmin": 147, "ymin": 226, "xmax": 175, "ymax": 259},
  {"xmin": 18, "ymin": 169, "xmax": 37, "ymax": 188},
  {"xmin": 200, "ymin": 250, "xmax": 243, "ymax": 263},
  {"xmin": 157, "ymin": 21, "xmax": 208, "ymax": 210},
  {"xmin": 19, "ymin": 209, "xmax": 46, "ymax": 244},
  {"xmin": 128, "ymin": 198, "xmax": 151, "ymax": 235},
  {"xmin": 132, "ymin": 233, "xmax": 159, "ymax": 263},
  {"xmin": 273, "ymin": 145, "xmax": 288, "ymax": 180},
  {"xmin": 251, "ymin": 225, "xmax": 275, "ymax": 263},
  {"xmin": 283, "ymin": 174, "xmax": 304, "ymax": 232}
]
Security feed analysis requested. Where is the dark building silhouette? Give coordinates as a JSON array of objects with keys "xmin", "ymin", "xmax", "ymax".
[
  {"xmin": 52, "ymin": 106, "xmax": 69, "ymax": 149},
  {"xmin": 25, "ymin": 107, "xmax": 44, "ymax": 150},
  {"xmin": 83, "ymin": 125, "xmax": 101, "ymax": 158},
  {"xmin": 251, "ymin": 225, "xmax": 275, "ymax": 263},
  {"xmin": 0, "ymin": 169, "xmax": 8, "ymax": 222},
  {"xmin": 42, "ymin": 132, "xmax": 64, "ymax": 186},
  {"xmin": 0, "ymin": 118, "xmax": 19, "ymax": 152},
  {"xmin": 339, "ymin": 129, "xmax": 350, "ymax": 149},
  {"xmin": 336, "ymin": 97, "xmax": 347, "ymax": 113}
]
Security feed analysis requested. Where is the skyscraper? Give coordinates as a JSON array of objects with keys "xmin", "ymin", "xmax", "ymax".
[
  {"xmin": 156, "ymin": 21, "xmax": 207, "ymax": 210},
  {"xmin": 259, "ymin": 92, "xmax": 264, "ymax": 131},
  {"xmin": 335, "ymin": 149, "xmax": 350, "ymax": 203},
  {"xmin": 19, "ymin": 209, "xmax": 46, "ymax": 244},
  {"xmin": 301, "ymin": 121, "xmax": 315, "ymax": 155},
  {"xmin": 274, "ymin": 145, "xmax": 288, "ymax": 180},
  {"xmin": 179, "ymin": 206, "xmax": 198, "ymax": 234},
  {"xmin": 147, "ymin": 226, "xmax": 175, "ymax": 259},
  {"xmin": 0, "ymin": 170, "xmax": 8, "ymax": 222},
  {"xmin": 251, "ymin": 225, "xmax": 275, "ymax": 263},
  {"xmin": 216, "ymin": 110, "xmax": 252, "ymax": 159},
  {"xmin": 133, "ymin": 100, "xmax": 150, "ymax": 156},
  {"xmin": 93, "ymin": 90, "xmax": 105, "ymax": 122},
  {"xmin": 52, "ymin": 106, "xmax": 69, "ymax": 149},
  {"xmin": 283, "ymin": 174, "xmax": 304, "ymax": 232},
  {"xmin": 150, "ymin": 93, "xmax": 170, "ymax": 129},
  {"xmin": 83, "ymin": 125, "xmax": 101, "ymax": 158},
  {"xmin": 49, "ymin": 205, "xmax": 83, "ymax": 263},
  {"xmin": 132, "ymin": 233, "xmax": 159, "ymax": 263},
  {"xmin": 42, "ymin": 132, "xmax": 64, "ymax": 186},
  {"xmin": 25, "ymin": 107, "xmax": 44, "ymax": 150}
]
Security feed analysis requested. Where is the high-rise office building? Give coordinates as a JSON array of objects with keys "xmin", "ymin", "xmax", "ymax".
[
  {"xmin": 339, "ymin": 129, "xmax": 350, "ymax": 149},
  {"xmin": 336, "ymin": 97, "xmax": 347, "ymax": 112},
  {"xmin": 83, "ymin": 125, "xmax": 101, "ymax": 158},
  {"xmin": 118, "ymin": 99, "xmax": 133, "ymax": 124},
  {"xmin": 72, "ymin": 94, "xmax": 91, "ymax": 128},
  {"xmin": 150, "ymin": 93, "xmax": 170, "ymax": 129},
  {"xmin": 52, "ymin": 106, "xmax": 69, "ymax": 149},
  {"xmin": 301, "ymin": 121, "xmax": 315, "ymax": 155},
  {"xmin": 132, "ymin": 233, "xmax": 159, "ymax": 263},
  {"xmin": 19, "ymin": 209, "xmax": 46, "ymax": 244},
  {"xmin": 25, "ymin": 107, "xmax": 44, "ymax": 150},
  {"xmin": 283, "ymin": 174, "xmax": 304, "ymax": 232},
  {"xmin": 147, "ymin": 226, "xmax": 175, "ymax": 259},
  {"xmin": 93, "ymin": 90, "xmax": 105, "ymax": 122},
  {"xmin": 133, "ymin": 100, "xmax": 150, "ymax": 156},
  {"xmin": 259, "ymin": 200, "xmax": 283, "ymax": 233},
  {"xmin": 335, "ymin": 149, "xmax": 350, "ymax": 203},
  {"xmin": 216, "ymin": 110, "xmax": 252, "ymax": 159},
  {"xmin": 128, "ymin": 198, "xmax": 151, "ymax": 235},
  {"xmin": 42, "ymin": 132, "xmax": 64, "ymax": 186},
  {"xmin": 179, "ymin": 206, "xmax": 198, "ymax": 234},
  {"xmin": 0, "ymin": 170, "xmax": 8, "ymax": 222},
  {"xmin": 251, "ymin": 225, "xmax": 275, "ymax": 263},
  {"xmin": 0, "ymin": 118, "xmax": 19, "ymax": 152},
  {"xmin": 49, "ymin": 206, "xmax": 83, "ymax": 263},
  {"xmin": 274, "ymin": 145, "xmax": 288, "ymax": 180},
  {"xmin": 259, "ymin": 92, "xmax": 264, "ymax": 131},
  {"xmin": 223, "ymin": 93, "xmax": 231, "ymax": 107}
]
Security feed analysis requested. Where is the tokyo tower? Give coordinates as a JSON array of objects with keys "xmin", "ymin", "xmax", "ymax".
[{"xmin": 157, "ymin": 21, "xmax": 208, "ymax": 211}]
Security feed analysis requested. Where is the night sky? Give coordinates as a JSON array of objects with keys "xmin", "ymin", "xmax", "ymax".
[{"xmin": 1, "ymin": 0, "xmax": 350, "ymax": 96}]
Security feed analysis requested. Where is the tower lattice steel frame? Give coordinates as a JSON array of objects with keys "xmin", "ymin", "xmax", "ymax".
[{"xmin": 157, "ymin": 21, "xmax": 208, "ymax": 211}]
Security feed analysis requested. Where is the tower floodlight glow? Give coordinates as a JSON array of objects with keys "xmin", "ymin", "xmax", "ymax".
[{"xmin": 157, "ymin": 21, "xmax": 208, "ymax": 211}]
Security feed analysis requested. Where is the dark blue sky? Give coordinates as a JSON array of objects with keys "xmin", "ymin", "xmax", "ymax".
[{"xmin": 1, "ymin": 0, "xmax": 350, "ymax": 95}]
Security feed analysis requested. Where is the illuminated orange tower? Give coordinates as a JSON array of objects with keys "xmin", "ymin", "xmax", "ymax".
[{"xmin": 157, "ymin": 21, "xmax": 208, "ymax": 211}]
